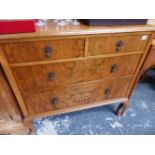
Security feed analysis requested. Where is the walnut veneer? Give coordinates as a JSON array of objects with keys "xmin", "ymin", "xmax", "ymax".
[
  {"xmin": 0, "ymin": 65, "xmax": 33, "ymax": 134},
  {"xmin": 0, "ymin": 21, "xmax": 155, "ymax": 134},
  {"xmin": 140, "ymin": 39, "xmax": 155, "ymax": 80},
  {"xmin": 142, "ymin": 41, "xmax": 155, "ymax": 71}
]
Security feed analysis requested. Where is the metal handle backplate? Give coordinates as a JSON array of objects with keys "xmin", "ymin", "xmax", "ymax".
[
  {"xmin": 48, "ymin": 72, "xmax": 55, "ymax": 81},
  {"xmin": 116, "ymin": 40, "xmax": 124, "ymax": 52},
  {"xmin": 104, "ymin": 88, "xmax": 111, "ymax": 96},
  {"xmin": 50, "ymin": 97, "xmax": 59, "ymax": 106},
  {"xmin": 43, "ymin": 46, "xmax": 53, "ymax": 58},
  {"xmin": 111, "ymin": 64, "xmax": 117, "ymax": 73}
]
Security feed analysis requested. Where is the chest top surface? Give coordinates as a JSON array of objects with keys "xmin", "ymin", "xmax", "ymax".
[{"xmin": 0, "ymin": 21, "xmax": 155, "ymax": 41}]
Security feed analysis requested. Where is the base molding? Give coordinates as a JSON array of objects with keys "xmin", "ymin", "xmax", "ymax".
[{"xmin": 28, "ymin": 98, "xmax": 128, "ymax": 119}]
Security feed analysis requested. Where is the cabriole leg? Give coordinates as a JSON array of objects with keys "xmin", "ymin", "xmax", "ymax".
[{"xmin": 116, "ymin": 101, "xmax": 128, "ymax": 116}]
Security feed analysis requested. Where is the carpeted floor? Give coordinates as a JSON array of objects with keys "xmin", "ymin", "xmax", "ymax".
[{"xmin": 33, "ymin": 69, "xmax": 155, "ymax": 135}]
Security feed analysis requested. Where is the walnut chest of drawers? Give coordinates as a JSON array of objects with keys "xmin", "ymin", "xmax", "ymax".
[{"xmin": 0, "ymin": 21, "xmax": 155, "ymax": 134}]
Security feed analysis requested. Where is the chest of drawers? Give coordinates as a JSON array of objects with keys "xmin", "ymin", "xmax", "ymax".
[{"xmin": 0, "ymin": 21, "xmax": 155, "ymax": 134}]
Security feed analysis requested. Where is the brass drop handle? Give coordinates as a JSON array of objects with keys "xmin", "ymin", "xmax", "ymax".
[
  {"xmin": 104, "ymin": 88, "xmax": 111, "ymax": 96},
  {"xmin": 51, "ymin": 97, "xmax": 59, "ymax": 106},
  {"xmin": 116, "ymin": 40, "xmax": 124, "ymax": 52},
  {"xmin": 43, "ymin": 46, "xmax": 53, "ymax": 58},
  {"xmin": 111, "ymin": 64, "xmax": 117, "ymax": 73},
  {"xmin": 48, "ymin": 72, "xmax": 55, "ymax": 81}
]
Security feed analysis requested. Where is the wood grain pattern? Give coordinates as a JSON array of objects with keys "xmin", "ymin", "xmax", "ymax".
[
  {"xmin": 126, "ymin": 32, "xmax": 155, "ymax": 98},
  {"xmin": 0, "ymin": 55, "xmax": 33, "ymax": 134},
  {"xmin": 142, "ymin": 45, "xmax": 155, "ymax": 70},
  {"xmin": 0, "ymin": 20, "xmax": 155, "ymax": 41},
  {"xmin": 9, "ymin": 51, "xmax": 143, "ymax": 67},
  {"xmin": 0, "ymin": 46, "xmax": 28, "ymax": 116},
  {"xmin": 140, "ymin": 43, "xmax": 155, "ymax": 81},
  {"xmin": 0, "ymin": 66, "xmax": 22, "ymax": 122},
  {"xmin": 29, "ymin": 98, "xmax": 128, "ymax": 119},
  {"xmin": 12, "ymin": 60, "xmax": 85, "ymax": 91},
  {"xmin": 0, "ymin": 21, "xmax": 155, "ymax": 133},
  {"xmin": 12, "ymin": 54, "xmax": 140, "ymax": 91},
  {"xmin": 0, "ymin": 96, "xmax": 11, "ymax": 123},
  {"xmin": 21, "ymin": 76, "xmax": 132, "ymax": 116},
  {"xmin": 0, "ymin": 119, "xmax": 34, "ymax": 135},
  {"xmin": 87, "ymin": 34, "xmax": 150, "ymax": 56},
  {"xmin": 2, "ymin": 38, "xmax": 85, "ymax": 63},
  {"xmin": 84, "ymin": 54, "xmax": 141, "ymax": 81}
]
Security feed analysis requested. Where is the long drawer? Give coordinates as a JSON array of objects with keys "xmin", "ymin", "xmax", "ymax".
[
  {"xmin": 87, "ymin": 33, "xmax": 150, "ymax": 56},
  {"xmin": 2, "ymin": 38, "xmax": 85, "ymax": 63},
  {"xmin": 21, "ymin": 76, "xmax": 132, "ymax": 116},
  {"xmin": 12, "ymin": 54, "xmax": 141, "ymax": 91}
]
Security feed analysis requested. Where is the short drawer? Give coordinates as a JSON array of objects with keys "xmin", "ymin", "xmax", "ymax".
[
  {"xmin": 21, "ymin": 76, "xmax": 132, "ymax": 116},
  {"xmin": 2, "ymin": 38, "xmax": 85, "ymax": 63},
  {"xmin": 12, "ymin": 54, "xmax": 141, "ymax": 91},
  {"xmin": 87, "ymin": 33, "xmax": 150, "ymax": 56},
  {"xmin": 84, "ymin": 54, "xmax": 141, "ymax": 81}
]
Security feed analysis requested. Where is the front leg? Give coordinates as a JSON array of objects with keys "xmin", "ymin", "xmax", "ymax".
[
  {"xmin": 23, "ymin": 119, "xmax": 35, "ymax": 135},
  {"xmin": 116, "ymin": 101, "xmax": 128, "ymax": 116},
  {"xmin": 140, "ymin": 70, "xmax": 149, "ymax": 82}
]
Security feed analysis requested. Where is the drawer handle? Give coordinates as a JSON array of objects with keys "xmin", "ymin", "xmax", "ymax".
[
  {"xmin": 111, "ymin": 64, "xmax": 117, "ymax": 73},
  {"xmin": 48, "ymin": 72, "xmax": 55, "ymax": 81},
  {"xmin": 50, "ymin": 97, "xmax": 59, "ymax": 106},
  {"xmin": 104, "ymin": 88, "xmax": 111, "ymax": 96},
  {"xmin": 116, "ymin": 40, "xmax": 124, "ymax": 52},
  {"xmin": 43, "ymin": 46, "xmax": 53, "ymax": 58}
]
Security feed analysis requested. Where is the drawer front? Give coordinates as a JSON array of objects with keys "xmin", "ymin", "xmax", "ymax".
[
  {"xmin": 12, "ymin": 54, "xmax": 141, "ymax": 91},
  {"xmin": 12, "ymin": 61, "xmax": 85, "ymax": 91},
  {"xmin": 84, "ymin": 54, "xmax": 141, "ymax": 81},
  {"xmin": 2, "ymin": 38, "xmax": 85, "ymax": 63},
  {"xmin": 88, "ymin": 34, "xmax": 150, "ymax": 56},
  {"xmin": 21, "ymin": 76, "xmax": 132, "ymax": 115}
]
